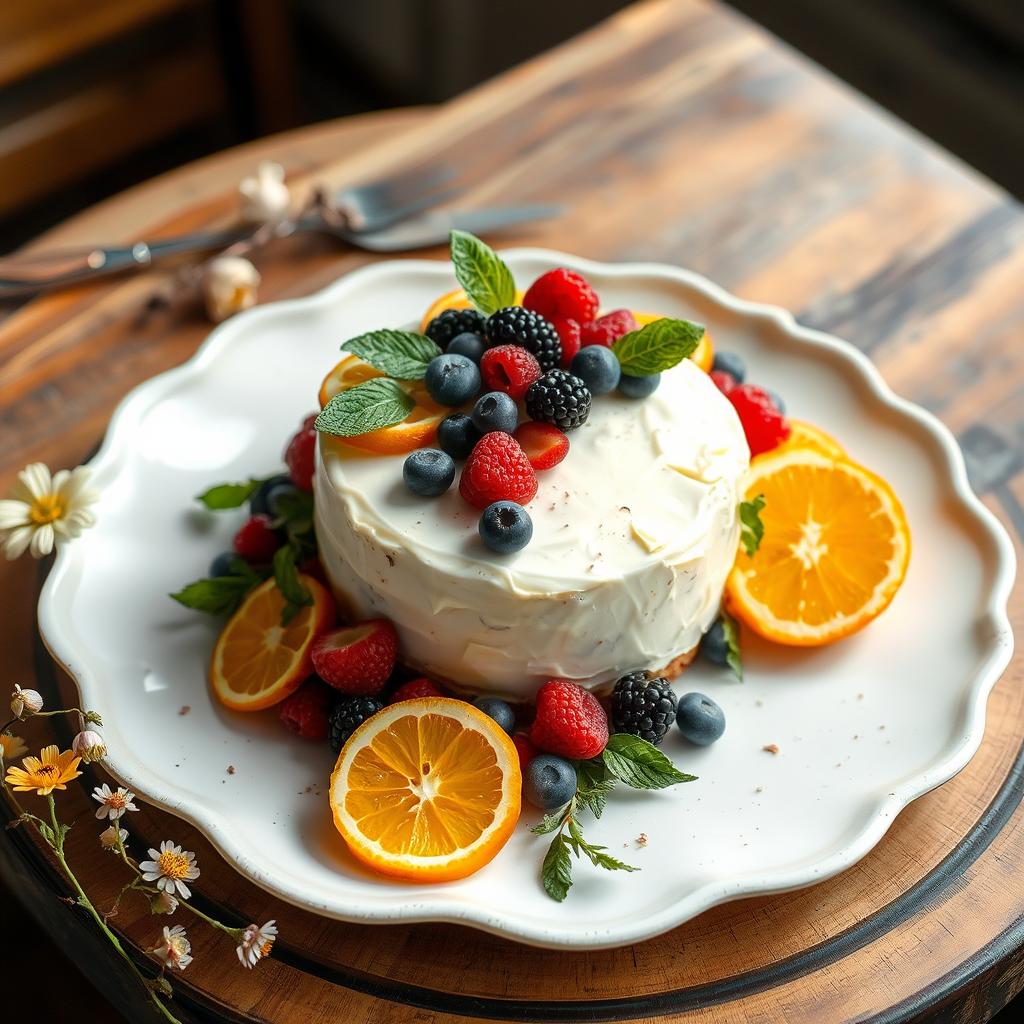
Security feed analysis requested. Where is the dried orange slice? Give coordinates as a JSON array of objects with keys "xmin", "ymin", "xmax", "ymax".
[
  {"xmin": 318, "ymin": 355, "xmax": 447, "ymax": 454},
  {"xmin": 727, "ymin": 448, "xmax": 910, "ymax": 646},
  {"xmin": 330, "ymin": 697, "xmax": 521, "ymax": 882},
  {"xmin": 768, "ymin": 419, "xmax": 845, "ymax": 460},
  {"xmin": 210, "ymin": 575, "xmax": 334, "ymax": 711}
]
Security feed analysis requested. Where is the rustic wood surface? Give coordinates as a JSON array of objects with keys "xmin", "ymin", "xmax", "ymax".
[{"xmin": 2, "ymin": 1, "xmax": 1023, "ymax": 1021}]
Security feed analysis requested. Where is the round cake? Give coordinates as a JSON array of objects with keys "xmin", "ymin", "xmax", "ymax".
[{"xmin": 314, "ymin": 357, "xmax": 749, "ymax": 700}]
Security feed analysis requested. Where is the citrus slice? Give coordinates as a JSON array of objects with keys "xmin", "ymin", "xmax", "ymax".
[
  {"xmin": 330, "ymin": 697, "xmax": 522, "ymax": 882},
  {"xmin": 768, "ymin": 418, "xmax": 845, "ymax": 460},
  {"xmin": 727, "ymin": 448, "xmax": 910, "ymax": 646},
  {"xmin": 633, "ymin": 311, "xmax": 714, "ymax": 372},
  {"xmin": 210, "ymin": 575, "xmax": 334, "ymax": 711},
  {"xmin": 318, "ymin": 355, "xmax": 447, "ymax": 454}
]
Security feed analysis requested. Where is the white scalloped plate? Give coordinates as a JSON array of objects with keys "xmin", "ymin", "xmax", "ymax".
[{"xmin": 38, "ymin": 251, "xmax": 1015, "ymax": 949}]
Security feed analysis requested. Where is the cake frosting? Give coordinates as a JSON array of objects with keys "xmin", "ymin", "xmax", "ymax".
[{"xmin": 314, "ymin": 357, "xmax": 748, "ymax": 699}]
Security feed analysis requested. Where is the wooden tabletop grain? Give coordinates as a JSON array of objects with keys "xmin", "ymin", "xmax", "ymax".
[{"xmin": 2, "ymin": 1, "xmax": 1023, "ymax": 1022}]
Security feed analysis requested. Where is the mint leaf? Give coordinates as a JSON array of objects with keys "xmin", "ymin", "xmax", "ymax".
[
  {"xmin": 566, "ymin": 817, "xmax": 638, "ymax": 874},
  {"xmin": 315, "ymin": 379, "xmax": 413, "ymax": 437},
  {"xmin": 601, "ymin": 734, "xmax": 697, "ymax": 790},
  {"xmin": 739, "ymin": 494, "xmax": 766, "ymax": 557},
  {"xmin": 575, "ymin": 760, "xmax": 616, "ymax": 819},
  {"xmin": 449, "ymin": 230, "xmax": 515, "ymax": 315},
  {"xmin": 196, "ymin": 478, "xmax": 269, "ymax": 510},
  {"xmin": 272, "ymin": 488, "xmax": 315, "ymax": 539},
  {"xmin": 273, "ymin": 543, "xmax": 312, "ymax": 624},
  {"xmin": 612, "ymin": 318, "xmax": 704, "ymax": 377},
  {"xmin": 342, "ymin": 330, "xmax": 441, "ymax": 380},
  {"xmin": 541, "ymin": 831, "xmax": 574, "ymax": 902},
  {"xmin": 531, "ymin": 807, "xmax": 570, "ymax": 836},
  {"xmin": 170, "ymin": 562, "xmax": 266, "ymax": 616},
  {"xmin": 720, "ymin": 606, "xmax": 743, "ymax": 681}
]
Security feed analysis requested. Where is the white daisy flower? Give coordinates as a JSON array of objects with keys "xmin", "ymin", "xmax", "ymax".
[
  {"xmin": 99, "ymin": 825, "xmax": 128, "ymax": 851},
  {"xmin": 236, "ymin": 920, "xmax": 278, "ymax": 968},
  {"xmin": 238, "ymin": 162, "xmax": 290, "ymax": 225},
  {"xmin": 0, "ymin": 463, "xmax": 98, "ymax": 560},
  {"xmin": 152, "ymin": 924, "xmax": 192, "ymax": 971},
  {"xmin": 202, "ymin": 256, "xmax": 260, "ymax": 322},
  {"xmin": 150, "ymin": 891, "xmax": 179, "ymax": 915},
  {"xmin": 10, "ymin": 684, "xmax": 43, "ymax": 719},
  {"xmin": 139, "ymin": 840, "xmax": 200, "ymax": 899},
  {"xmin": 92, "ymin": 783, "xmax": 138, "ymax": 820}
]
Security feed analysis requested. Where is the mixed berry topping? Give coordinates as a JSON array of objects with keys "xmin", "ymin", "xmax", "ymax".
[
  {"xmin": 311, "ymin": 619, "xmax": 399, "ymax": 696},
  {"xmin": 233, "ymin": 514, "xmax": 281, "ymax": 563},
  {"xmin": 522, "ymin": 268, "xmax": 600, "ymax": 325},
  {"xmin": 279, "ymin": 679, "xmax": 334, "ymax": 740},
  {"xmin": 512, "ymin": 421, "xmax": 569, "ymax": 471},
  {"xmin": 478, "ymin": 499, "xmax": 533, "ymax": 553},
  {"xmin": 610, "ymin": 671, "xmax": 678, "ymax": 746},
  {"xmin": 403, "ymin": 448, "xmax": 456, "ymax": 497},
  {"xmin": 328, "ymin": 696, "xmax": 385, "ymax": 752},
  {"xmin": 580, "ymin": 309, "xmax": 638, "ymax": 348},
  {"xmin": 529, "ymin": 679, "xmax": 609, "ymax": 760},
  {"xmin": 480, "ymin": 344, "xmax": 543, "ymax": 401},
  {"xmin": 424, "ymin": 308, "xmax": 486, "ymax": 349},
  {"xmin": 728, "ymin": 383, "xmax": 790, "ymax": 456},
  {"xmin": 284, "ymin": 414, "xmax": 317, "ymax": 492},
  {"xmin": 485, "ymin": 306, "xmax": 562, "ymax": 371},
  {"xmin": 459, "ymin": 432, "xmax": 538, "ymax": 510},
  {"xmin": 524, "ymin": 368, "xmax": 592, "ymax": 430}
]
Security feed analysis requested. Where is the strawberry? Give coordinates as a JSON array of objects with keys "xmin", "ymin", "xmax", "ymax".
[
  {"xmin": 279, "ymin": 678, "xmax": 333, "ymax": 740},
  {"xmin": 311, "ymin": 619, "xmax": 399, "ymax": 695},
  {"xmin": 529, "ymin": 679, "xmax": 609, "ymax": 760},
  {"xmin": 480, "ymin": 345, "xmax": 543, "ymax": 401},
  {"xmin": 389, "ymin": 677, "xmax": 443, "ymax": 703},
  {"xmin": 710, "ymin": 370, "xmax": 737, "ymax": 395},
  {"xmin": 523, "ymin": 268, "xmax": 599, "ymax": 325},
  {"xmin": 285, "ymin": 413, "xmax": 318, "ymax": 492},
  {"xmin": 728, "ymin": 384, "xmax": 791, "ymax": 456},
  {"xmin": 580, "ymin": 309, "xmax": 638, "ymax": 348},
  {"xmin": 233, "ymin": 514, "xmax": 281, "ymax": 563},
  {"xmin": 459, "ymin": 432, "xmax": 538, "ymax": 510},
  {"xmin": 512, "ymin": 732, "xmax": 538, "ymax": 771},
  {"xmin": 513, "ymin": 422, "xmax": 569, "ymax": 471},
  {"xmin": 552, "ymin": 318, "xmax": 582, "ymax": 368}
]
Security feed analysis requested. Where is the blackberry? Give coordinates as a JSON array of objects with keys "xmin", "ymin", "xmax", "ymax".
[
  {"xmin": 425, "ymin": 308, "xmax": 486, "ymax": 350},
  {"xmin": 485, "ymin": 306, "xmax": 562, "ymax": 371},
  {"xmin": 610, "ymin": 671, "xmax": 678, "ymax": 746},
  {"xmin": 525, "ymin": 369, "xmax": 592, "ymax": 430},
  {"xmin": 328, "ymin": 696, "xmax": 384, "ymax": 752}
]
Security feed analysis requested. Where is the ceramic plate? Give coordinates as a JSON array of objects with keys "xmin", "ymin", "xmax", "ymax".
[{"xmin": 38, "ymin": 252, "xmax": 1015, "ymax": 949}]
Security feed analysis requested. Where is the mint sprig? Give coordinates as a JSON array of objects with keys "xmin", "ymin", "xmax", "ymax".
[
  {"xmin": 739, "ymin": 494, "xmax": 766, "ymax": 557},
  {"xmin": 196, "ymin": 478, "xmax": 272, "ymax": 510},
  {"xmin": 720, "ymin": 606, "xmax": 743, "ymax": 681},
  {"xmin": 599, "ymin": 733, "xmax": 697, "ymax": 790},
  {"xmin": 342, "ymin": 330, "xmax": 441, "ymax": 380},
  {"xmin": 449, "ymin": 230, "xmax": 515, "ymax": 315},
  {"xmin": 170, "ymin": 559, "xmax": 268, "ymax": 616},
  {"xmin": 612, "ymin": 318, "xmax": 705, "ymax": 377},
  {"xmin": 315, "ymin": 378, "xmax": 414, "ymax": 437}
]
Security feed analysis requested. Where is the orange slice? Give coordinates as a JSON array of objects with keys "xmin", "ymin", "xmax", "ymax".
[
  {"xmin": 727, "ymin": 448, "xmax": 910, "ymax": 646},
  {"xmin": 210, "ymin": 575, "xmax": 334, "ymax": 711},
  {"xmin": 768, "ymin": 419, "xmax": 845, "ymax": 461},
  {"xmin": 318, "ymin": 355, "xmax": 447, "ymax": 454},
  {"xmin": 330, "ymin": 698, "xmax": 521, "ymax": 882}
]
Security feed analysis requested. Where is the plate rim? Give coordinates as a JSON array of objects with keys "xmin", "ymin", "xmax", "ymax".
[{"xmin": 37, "ymin": 249, "xmax": 1017, "ymax": 949}]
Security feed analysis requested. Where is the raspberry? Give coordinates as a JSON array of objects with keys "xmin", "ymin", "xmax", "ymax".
[
  {"xmin": 425, "ymin": 308, "xmax": 486, "ymax": 349},
  {"xmin": 529, "ymin": 679, "xmax": 609, "ymax": 760},
  {"xmin": 389, "ymin": 677, "xmax": 443, "ymax": 703},
  {"xmin": 279, "ymin": 679, "xmax": 333, "ymax": 740},
  {"xmin": 485, "ymin": 307, "xmax": 562, "ymax": 371},
  {"xmin": 513, "ymin": 421, "xmax": 569, "ymax": 471},
  {"xmin": 512, "ymin": 732, "xmax": 538, "ymax": 771},
  {"xmin": 459, "ymin": 432, "xmax": 538, "ymax": 510},
  {"xmin": 311, "ymin": 619, "xmax": 399, "ymax": 695},
  {"xmin": 729, "ymin": 384, "xmax": 791, "ymax": 456},
  {"xmin": 523, "ymin": 269, "xmax": 599, "ymax": 325},
  {"xmin": 480, "ymin": 345, "xmax": 542, "ymax": 401},
  {"xmin": 233, "ymin": 514, "xmax": 281, "ymax": 563},
  {"xmin": 524, "ymin": 369, "xmax": 592, "ymax": 430},
  {"xmin": 710, "ymin": 370, "xmax": 737, "ymax": 395},
  {"xmin": 580, "ymin": 309, "xmax": 638, "ymax": 348},
  {"xmin": 552, "ymin": 318, "xmax": 581, "ymax": 368},
  {"xmin": 285, "ymin": 413, "xmax": 318, "ymax": 492}
]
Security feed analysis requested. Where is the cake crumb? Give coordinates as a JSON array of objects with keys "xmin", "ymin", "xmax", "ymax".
[
  {"xmin": 857, "ymin": 693, "xmax": 864, "ymax": 700},
  {"xmin": 619, "ymin": 506, "xmax": 631, "ymax": 513},
  {"xmin": 227, "ymin": 765, "xmax": 236, "ymax": 775},
  {"xmin": 762, "ymin": 743, "xmax": 779, "ymax": 755},
  {"xmin": 755, "ymin": 699, "xmax": 764, "ymax": 707},
  {"xmin": 178, "ymin": 705, "xmax": 191, "ymax": 716},
  {"xmin": 755, "ymin": 785, "xmax": 764, "ymax": 793},
  {"xmin": 385, "ymin": 553, "xmax": 395, "ymax": 567},
  {"xmin": 636, "ymin": 833, "xmax": 648, "ymax": 847}
]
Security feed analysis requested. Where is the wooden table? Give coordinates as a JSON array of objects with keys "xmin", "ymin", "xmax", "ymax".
[{"xmin": 2, "ymin": 1, "xmax": 1022, "ymax": 1020}]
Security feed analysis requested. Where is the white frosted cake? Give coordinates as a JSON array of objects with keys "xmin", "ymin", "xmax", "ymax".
[{"xmin": 314, "ymin": 357, "xmax": 749, "ymax": 699}]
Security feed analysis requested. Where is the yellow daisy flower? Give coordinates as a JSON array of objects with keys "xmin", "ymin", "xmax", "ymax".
[
  {"xmin": 1, "ymin": 733, "xmax": 28, "ymax": 761},
  {"xmin": 4, "ymin": 744, "xmax": 82, "ymax": 796}
]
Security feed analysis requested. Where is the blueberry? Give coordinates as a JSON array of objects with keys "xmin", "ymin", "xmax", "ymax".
[
  {"xmin": 403, "ymin": 448, "xmax": 456, "ymax": 497},
  {"xmin": 676, "ymin": 692, "xmax": 726, "ymax": 746},
  {"xmin": 711, "ymin": 350, "xmax": 746, "ymax": 383},
  {"xmin": 249, "ymin": 473, "xmax": 290, "ymax": 515},
  {"xmin": 437, "ymin": 413, "xmax": 482, "ymax": 460},
  {"xmin": 479, "ymin": 501, "xmax": 533, "ymax": 553},
  {"xmin": 446, "ymin": 332, "xmax": 485, "ymax": 364},
  {"xmin": 424, "ymin": 354, "xmax": 481, "ymax": 406},
  {"xmin": 701, "ymin": 618, "xmax": 730, "ymax": 667},
  {"xmin": 767, "ymin": 389, "xmax": 786, "ymax": 414},
  {"xmin": 524, "ymin": 754, "xmax": 577, "ymax": 810},
  {"xmin": 471, "ymin": 391, "xmax": 519, "ymax": 434},
  {"xmin": 570, "ymin": 345, "xmax": 621, "ymax": 396},
  {"xmin": 618, "ymin": 372, "xmax": 661, "ymax": 399},
  {"xmin": 474, "ymin": 697, "xmax": 516, "ymax": 734},
  {"xmin": 209, "ymin": 551, "xmax": 241, "ymax": 577},
  {"xmin": 266, "ymin": 481, "xmax": 299, "ymax": 517}
]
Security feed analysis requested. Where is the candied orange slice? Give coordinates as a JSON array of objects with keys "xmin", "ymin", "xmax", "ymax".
[
  {"xmin": 768, "ymin": 419, "xmax": 845, "ymax": 460},
  {"xmin": 727, "ymin": 448, "xmax": 910, "ymax": 646},
  {"xmin": 210, "ymin": 575, "xmax": 334, "ymax": 710},
  {"xmin": 330, "ymin": 698, "xmax": 521, "ymax": 882}
]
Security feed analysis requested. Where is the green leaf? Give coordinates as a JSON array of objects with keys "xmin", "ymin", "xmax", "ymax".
[
  {"xmin": 196, "ymin": 478, "xmax": 269, "ymax": 510},
  {"xmin": 575, "ymin": 760, "xmax": 616, "ymax": 819},
  {"xmin": 342, "ymin": 330, "xmax": 441, "ymax": 380},
  {"xmin": 739, "ymin": 494, "xmax": 766, "ymax": 557},
  {"xmin": 315, "ymin": 379, "xmax": 414, "ymax": 438},
  {"xmin": 566, "ymin": 818, "xmax": 638, "ymax": 873},
  {"xmin": 449, "ymin": 230, "xmax": 515, "ymax": 315},
  {"xmin": 601, "ymin": 733, "xmax": 698, "ymax": 790},
  {"xmin": 273, "ymin": 543, "xmax": 313, "ymax": 624},
  {"xmin": 531, "ymin": 806, "xmax": 571, "ymax": 836},
  {"xmin": 37, "ymin": 822, "xmax": 56, "ymax": 847},
  {"xmin": 169, "ymin": 562, "xmax": 265, "ymax": 616},
  {"xmin": 541, "ymin": 831, "xmax": 574, "ymax": 902},
  {"xmin": 720, "ymin": 606, "xmax": 743, "ymax": 681},
  {"xmin": 612, "ymin": 317, "xmax": 705, "ymax": 377},
  {"xmin": 272, "ymin": 488, "xmax": 315, "ymax": 538}
]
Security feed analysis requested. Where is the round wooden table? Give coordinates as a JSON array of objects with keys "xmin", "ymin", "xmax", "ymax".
[{"xmin": 2, "ymin": 2, "xmax": 1022, "ymax": 1021}]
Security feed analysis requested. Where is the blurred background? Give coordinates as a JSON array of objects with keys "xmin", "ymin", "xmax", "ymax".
[{"xmin": 1, "ymin": 0, "xmax": 1022, "ymax": 251}]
